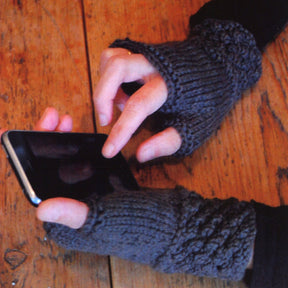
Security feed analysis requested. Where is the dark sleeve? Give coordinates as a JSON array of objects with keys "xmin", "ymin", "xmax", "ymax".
[
  {"xmin": 246, "ymin": 202, "xmax": 288, "ymax": 288},
  {"xmin": 189, "ymin": 0, "xmax": 288, "ymax": 51}
]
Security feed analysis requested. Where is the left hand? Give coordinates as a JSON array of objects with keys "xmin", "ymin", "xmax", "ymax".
[
  {"xmin": 0, "ymin": 107, "xmax": 89, "ymax": 229},
  {"xmin": 35, "ymin": 108, "xmax": 89, "ymax": 229}
]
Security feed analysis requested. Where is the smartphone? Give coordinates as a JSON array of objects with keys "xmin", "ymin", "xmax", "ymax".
[{"xmin": 1, "ymin": 130, "xmax": 138, "ymax": 206}]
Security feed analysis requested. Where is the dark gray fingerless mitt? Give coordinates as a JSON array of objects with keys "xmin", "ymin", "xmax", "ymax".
[
  {"xmin": 110, "ymin": 19, "xmax": 262, "ymax": 157},
  {"xmin": 44, "ymin": 179, "xmax": 256, "ymax": 281}
]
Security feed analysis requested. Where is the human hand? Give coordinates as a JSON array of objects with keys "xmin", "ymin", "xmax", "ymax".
[
  {"xmin": 34, "ymin": 107, "xmax": 89, "ymax": 229},
  {"xmin": 94, "ymin": 48, "xmax": 182, "ymax": 162},
  {"xmin": 104, "ymin": 21, "xmax": 262, "ymax": 159},
  {"xmin": 0, "ymin": 107, "xmax": 88, "ymax": 229},
  {"xmin": 1, "ymin": 109, "xmax": 256, "ymax": 277}
]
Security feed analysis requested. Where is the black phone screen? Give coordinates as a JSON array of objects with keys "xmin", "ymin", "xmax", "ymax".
[{"xmin": 2, "ymin": 131, "xmax": 138, "ymax": 206}]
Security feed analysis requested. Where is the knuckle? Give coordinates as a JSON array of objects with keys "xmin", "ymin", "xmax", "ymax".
[
  {"xmin": 93, "ymin": 95, "xmax": 101, "ymax": 108},
  {"xmin": 100, "ymin": 48, "xmax": 114, "ymax": 62},
  {"xmin": 125, "ymin": 96, "xmax": 148, "ymax": 117},
  {"xmin": 107, "ymin": 55, "xmax": 126, "ymax": 72}
]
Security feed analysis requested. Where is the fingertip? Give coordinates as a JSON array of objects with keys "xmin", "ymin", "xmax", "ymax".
[
  {"xmin": 0, "ymin": 128, "xmax": 7, "ymax": 138},
  {"xmin": 102, "ymin": 142, "xmax": 117, "ymax": 159},
  {"xmin": 35, "ymin": 107, "xmax": 59, "ymax": 131},
  {"xmin": 36, "ymin": 198, "xmax": 89, "ymax": 229},
  {"xmin": 136, "ymin": 128, "xmax": 182, "ymax": 162},
  {"xmin": 136, "ymin": 144, "xmax": 155, "ymax": 163},
  {"xmin": 93, "ymin": 94, "xmax": 113, "ymax": 127},
  {"xmin": 98, "ymin": 113, "xmax": 109, "ymax": 127},
  {"xmin": 56, "ymin": 115, "xmax": 73, "ymax": 132}
]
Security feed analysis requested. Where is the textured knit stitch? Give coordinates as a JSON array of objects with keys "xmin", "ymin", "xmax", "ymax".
[
  {"xmin": 188, "ymin": 0, "xmax": 288, "ymax": 51},
  {"xmin": 111, "ymin": 19, "xmax": 262, "ymax": 157},
  {"xmin": 44, "ymin": 179, "xmax": 256, "ymax": 281}
]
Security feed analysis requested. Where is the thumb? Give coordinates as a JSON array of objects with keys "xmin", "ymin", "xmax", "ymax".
[{"xmin": 36, "ymin": 198, "xmax": 89, "ymax": 229}]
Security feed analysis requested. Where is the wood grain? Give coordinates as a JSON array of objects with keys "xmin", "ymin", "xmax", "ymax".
[
  {"xmin": 83, "ymin": 1, "xmax": 288, "ymax": 288},
  {"xmin": 0, "ymin": 1, "xmax": 109, "ymax": 287},
  {"xmin": 0, "ymin": 0, "xmax": 287, "ymax": 287}
]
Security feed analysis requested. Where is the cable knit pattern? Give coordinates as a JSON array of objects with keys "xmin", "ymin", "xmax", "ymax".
[
  {"xmin": 44, "ymin": 179, "xmax": 256, "ymax": 281},
  {"xmin": 111, "ymin": 19, "xmax": 262, "ymax": 157},
  {"xmin": 192, "ymin": 19, "xmax": 262, "ymax": 90}
]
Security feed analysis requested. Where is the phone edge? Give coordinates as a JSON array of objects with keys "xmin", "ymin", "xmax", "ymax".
[{"xmin": 1, "ymin": 131, "xmax": 42, "ymax": 206}]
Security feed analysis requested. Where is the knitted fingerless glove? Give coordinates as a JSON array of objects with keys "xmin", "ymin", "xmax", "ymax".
[
  {"xmin": 44, "ymin": 178, "xmax": 256, "ymax": 281},
  {"xmin": 110, "ymin": 19, "xmax": 262, "ymax": 157}
]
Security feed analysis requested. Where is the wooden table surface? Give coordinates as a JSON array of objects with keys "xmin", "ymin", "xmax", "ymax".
[{"xmin": 0, "ymin": 1, "xmax": 287, "ymax": 287}]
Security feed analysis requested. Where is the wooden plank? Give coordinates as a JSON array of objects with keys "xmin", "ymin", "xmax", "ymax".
[
  {"xmin": 82, "ymin": 0, "xmax": 288, "ymax": 287},
  {"xmin": 0, "ymin": 0, "xmax": 286, "ymax": 287},
  {"xmin": 0, "ymin": 1, "xmax": 110, "ymax": 287}
]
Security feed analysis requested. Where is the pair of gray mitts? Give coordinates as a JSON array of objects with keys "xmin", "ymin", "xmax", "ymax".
[{"xmin": 44, "ymin": 19, "xmax": 264, "ymax": 282}]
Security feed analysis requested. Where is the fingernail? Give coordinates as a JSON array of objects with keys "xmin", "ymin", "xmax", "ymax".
[
  {"xmin": 40, "ymin": 108, "xmax": 53, "ymax": 130},
  {"xmin": 39, "ymin": 209, "xmax": 59, "ymax": 223},
  {"xmin": 99, "ymin": 114, "xmax": 108, "ymax": 126},
  {"xmin": 102, "ymin": 143, "xmax": 115, "ymax": 158}
]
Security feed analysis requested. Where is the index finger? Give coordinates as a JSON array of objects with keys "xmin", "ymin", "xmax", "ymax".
[{"xmin": 102, "ymin": 75, "xmax": 168, "ymax": 158}]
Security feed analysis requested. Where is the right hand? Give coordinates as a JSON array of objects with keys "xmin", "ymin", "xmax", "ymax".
[{"xmin": 93, "ymin": 48, "xmax": 182, "ymax": 162}]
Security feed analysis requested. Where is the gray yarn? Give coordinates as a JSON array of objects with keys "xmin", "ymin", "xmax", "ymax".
[
  {"xmin": 111, "ymin": 19, "xmax": 262, "ymax": 157},
  {"xmin": 44, "ymin": 178, "xmax": 256, "ymax": 281}
]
